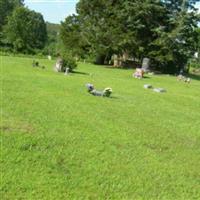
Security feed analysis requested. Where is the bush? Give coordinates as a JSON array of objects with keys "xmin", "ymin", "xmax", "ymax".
[
  {"xmin": 190, "ymin": 61, "xmax": 200, "ymax": 69},
  {"xmin": 61, "ymin": 54, "xmax": 77, "ymax": 72}
]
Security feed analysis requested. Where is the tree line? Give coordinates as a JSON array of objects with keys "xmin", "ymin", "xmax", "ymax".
[
  {"xmin": 0, "ymin": 0, "xmax": 200, "ymax": 73},
  {"xmin": 60, "ymin": 0, "xmax": 200, "ymax": 73},
  {"xmin": 0, "ymin": 0, "xmax": 49, "ymax": 54}
]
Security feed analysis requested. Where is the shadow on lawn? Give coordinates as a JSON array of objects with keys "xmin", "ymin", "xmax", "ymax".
[
  {"xmin": 72, "ymin": 71, "xmax": 90, "ymax": 76},
  {"xmin": 188, "ymin": 73, "xmax": 200, "ymax": 81},
  {"xmin": 105, "ymin": 66, "xmax": 134, "ymax": 70},
  {"xmin": 143, "ymin": 76, "xmax": 151, "ymax": 79}
]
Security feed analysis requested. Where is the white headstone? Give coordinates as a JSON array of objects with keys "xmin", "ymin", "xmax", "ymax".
[
  {"xmin": 142, "ymin": 58, "xmax": 150, "ymax": 72},
  {"xmin": 54, "ymin": 58, "xmax": 63, "ymax": 72},
  {"xmin": 64, "ymin": 68, "xmax": 70, "ymax": 75},
  {"xmin": 144, "ymin": 84, "xmax": 152, "ymax": 89}
]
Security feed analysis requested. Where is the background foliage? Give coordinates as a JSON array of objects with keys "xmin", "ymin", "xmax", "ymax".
[
  {"xmin": 60, "ymin": 0, "xmax": 200, "ymax": 73},
  {"xmin": 4, "ymin": 7, "xmax": 47, "ymax": 53},
  {"xmin": 0, "ymin": 0, "xmax": 200, "ymax": 73}
]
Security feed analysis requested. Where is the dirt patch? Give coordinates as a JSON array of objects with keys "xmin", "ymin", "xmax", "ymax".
[
  {"xmin": 144, "ymin": 143, "xmax": 169, "ymax": 153},
  {"xmin": 0, "ymin": 126, "xmax": 13, "ymax": 132},
  {"xmin": 0, "ymin": 120, "xmax": 35, "ymax": 134}
]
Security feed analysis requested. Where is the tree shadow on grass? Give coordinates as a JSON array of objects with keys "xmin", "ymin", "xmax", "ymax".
[
  {"xmin": 143, "ymin": 76, "xmax": 151, "ymax": 79},
  {"xmin": 105, "ymin": 66, "xmax": 134, "ymax": 71},
  {"xmin": 72, "ymin": 71, "xmax": 90, "ymax": 76},
  {"xmin": 188, "ymin": 73, "xmax": 200, "ymax": 81}
]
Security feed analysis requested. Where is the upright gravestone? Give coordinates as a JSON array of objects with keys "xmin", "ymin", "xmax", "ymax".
[
  {"xmin": 64, "ymin": 67, "xmax": 70, "ymax": 75},
  {"xmin": 142, "ymin": 58, "xmax": 150, "ymax": 72},
  {"xmin": 54, "ymin": 58, "xmax": 63, "ymax": 72},
  {"xmin": 113, "ymin": 54, "xmax": 119, "ymax": 67}
]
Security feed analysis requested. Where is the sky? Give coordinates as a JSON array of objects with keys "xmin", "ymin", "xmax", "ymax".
[
  {"xmin": 24, "ymin": 0, "xmax": 78, "ymax": 24},
  {"xmin": 25, "ymin": 0, "xmax": 200, "ymax": 24}
]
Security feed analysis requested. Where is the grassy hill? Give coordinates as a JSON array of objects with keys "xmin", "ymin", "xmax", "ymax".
[{"xmin": 1, "ymin": 55, "xmax": 200, "ymax": 199}]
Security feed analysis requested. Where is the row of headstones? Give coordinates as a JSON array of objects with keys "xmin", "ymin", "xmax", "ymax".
[
  {"xmin": 113, "ymin": 56, "xmax": 150, "ymax": 72},
  {"xmin": 54, "ymin": 57, "xmax": 150, "ymax": 73}
]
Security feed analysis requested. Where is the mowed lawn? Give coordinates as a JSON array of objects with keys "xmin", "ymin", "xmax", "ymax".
[{"xmin": 1, "ymin": 55, "xmax": 200, "ymax": 199}]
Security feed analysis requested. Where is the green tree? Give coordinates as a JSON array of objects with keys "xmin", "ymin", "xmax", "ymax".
[
  {"xmin": 76, "ymin": 0, "xmax": 123, "ymax": 64},
  {"xmin": 116, "ymin": 0, "xmax": 167, "ymax": 59},
  {"xmin": 60, "ymin": 14, "xmax": 90, "ymax": 59},
  {"xmin": 76, "ymin": 0, "xmax": 170, "ymax": 64},
  {"xmin": 0, "ymin": 0, "xmax": 23, "ymax": 45},
  {"xmin": 4, "ymin": 7, "xmax": 47, "ymax": 52},
  {"xmin": 63, "ymin": 0, "xmax": 199, "ymax": 72},
  {"xmin": 195, "ymin": 28, "xmax": 200, "ymax": 55},
  {"xmin": 0, "ymin": 0, "xmax": 23, "ymax": 31},
  {"xmin": 149, "ymin": 0, "xmax": 200, "ymax": 72}
]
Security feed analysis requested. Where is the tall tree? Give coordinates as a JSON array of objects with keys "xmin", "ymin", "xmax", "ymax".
[
  {"xmin": 0, "ymin": 0, "xmax": 23, "ymax": 45},
  {"xmin": 76, "ymin": 0, "xmax": 123, "ymax": 63},
  {"xmin": 116, "ymin": 0, "xmax": 167, "ymax": 59},
  {"xmin": 0, "ymin": 0, "xmax": 23, "ymax": 31},
  {"xmin": 60, "ymin": 14, "xmax": 89, "ymax": 58},
  {"xmin": 196, "ymin": 28, "xmax": 200, "ymax": 54},
  {"xmin": 193, "ymin": 27, "xmax": 200, "ymax": 62},
  {"xmin": 4, "ymin": 7, "xmax": 47, "ymax": 52},
  {"xmin": 63, "ymin": 0, "xmax": 200, "ymax": 72},
  {"xmin": 76, "ymin": 0, "xmax": 171, "ymax": 64},
  {"xmin": 149, "ymin": 0, "xmax": 200, "ymax": 72}
]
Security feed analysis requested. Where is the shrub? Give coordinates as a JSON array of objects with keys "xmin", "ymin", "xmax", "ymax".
[
  {"xmin": 61, "ymin": 54, "xmax": 77, "ymax": 72},
  {"xmin": 190, "ymin": 61, "xmax": 200, "ymax": 69}
]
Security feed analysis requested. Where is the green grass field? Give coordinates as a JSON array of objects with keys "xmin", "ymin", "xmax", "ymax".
[{"xmin": 1, "ymin": 55, "xmax": 200, "ymax": 199}]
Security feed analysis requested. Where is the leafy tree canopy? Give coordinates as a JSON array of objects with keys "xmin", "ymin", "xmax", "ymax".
[
  {"xmin": 0, "ymin": 0, "xmax": 23, "ymax": 31},
  {"xmin": 60, "ymin": 14, "xmax": 90, "ymax": 58},
  {"xmin": 4, "ymin": 6, "xmax": 47, "ymax": 53},
  {"xmin": 61, "ymin": 0, "xmax": 200, "ymax": 72}
]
